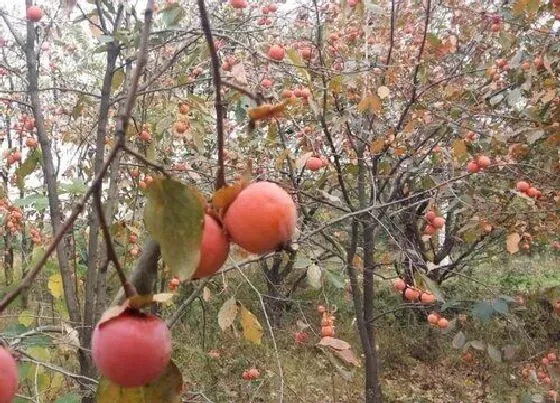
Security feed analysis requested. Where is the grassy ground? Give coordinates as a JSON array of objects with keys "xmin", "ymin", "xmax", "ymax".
[{"xmin": 1, "ymin": 253, "xmax": 559, "ymax": 402}]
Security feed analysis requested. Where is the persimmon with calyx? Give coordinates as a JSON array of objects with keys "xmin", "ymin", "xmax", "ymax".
[
  {"xmin": 420, "ymin": 292, "xmax": 435, "ymax": 304},
  {"xmin": 305, "ymin": 156, "xmax": 323, "ymax": 171},
  {"xmin": 224, "ymin": 181, "xmax": 297, "ymax": 254},
  {"xmin": 191, "ymin": 214, "xmax": 230, "ymax": 279},
  {"xmin": 427, "ymin": 313, "xmax": 439, "ymax": 324},
  {"xmin": 467, "ymin": 161, "xmax": 480, "ymax": 173},
  {"xmin": 321, "ymin": 325, "xmax": 334, "ymax": 337},
  {"xmin": 0, "ymin": 347, "xmax": 18, "ymax": 403},
  {"xmin": 229, "ymin": 0, "xmax": 248, "ymax": 8},
  {"xmin": 516, "ymin": 181, "xmax": 530, "ymax": 192},
  {"xmin": 477, "ymin": 155, "xmax": 491, "ymax": 168},
  {"xmin": 424, "ymin": 211, "xmax": 436, "ymax": 222},
  {"xmin": 26, "ymin": 6, "xmax": 43, "ymax": 22},
  {"xmin": 393, "ymin": 278, "xmax": 406, "ymax": 291},
  {"xmin": 404, "ymin": 288, "xmax": 420, "ymax": 301},
  {"xmin": 432, "ymin": 217, "xmax": 445, "ymax": 229},
  {"xmin": 91, "ymin": 310, "xmax": 172, "ymax": 387},
  {"xmin": 437, "ymin": 317, "xmax": 449, "ymax": 329},
  {"xmin": 267, "ymin": 44, "xmax": 285, "ymax": 61},
  {"xmin": 527, "ymin": 186, "xmax": 539, "ymax": 198}
]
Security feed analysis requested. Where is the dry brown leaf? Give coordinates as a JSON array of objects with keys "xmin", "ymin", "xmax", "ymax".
[
  {"xmin": 318, "ymin": 337, "xmax": 351, "ymax": 351},
  {"xmin": 247, "ymin": 102, "xmax": 286, "ymax": 120},
  {"xmin": 506, "ymin": 232, "xmax": 521, "ymax": 254}
]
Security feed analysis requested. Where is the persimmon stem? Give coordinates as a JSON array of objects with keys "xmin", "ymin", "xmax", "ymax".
[{"xmin": 197, "ymin": 0, "xmax": 226, "ymax": 191}]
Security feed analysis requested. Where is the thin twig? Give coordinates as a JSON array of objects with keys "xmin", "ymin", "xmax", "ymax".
[
  {"xmin": 167, "ymin": 279, "xmax": 210, "ymax": 328},
  {"xmin": 197, "ymin": 0, "xmax": 225, "ymax": 190}
]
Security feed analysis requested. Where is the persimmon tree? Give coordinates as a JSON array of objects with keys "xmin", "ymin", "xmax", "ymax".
[{"xmin": 0, "ymin": 0, "xmax": 558, "ymax": 402}]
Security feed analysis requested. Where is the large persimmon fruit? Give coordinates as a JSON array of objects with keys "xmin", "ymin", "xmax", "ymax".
[
  {"xmin": 92, "ymin": 311, "xmax": 172, "ymax": 387},
  {"xmin": 0, "ymin": 347, "xmax": 18, "ymax": 403},
  {"xmin": 192, "ymin": 214, "xmax": 230, "ymax": 279},
  {"xmin": 224, "ymin": 182, "xmax": 297, "ymax": 254},
  {"xmin": 305, "ymin": 157, "xmax": 323, "ymax": 171}
]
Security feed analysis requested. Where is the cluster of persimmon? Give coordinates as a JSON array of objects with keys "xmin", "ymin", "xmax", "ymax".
[
  {"xmin": 2, "ymin": 205, "xmax": 24, "ymax": 234},
  {"xmin": 221, "ymin": 55, "xmax": 240, "ymax": 72},
  {"xmin": 317, "ymin": 305, "xmax": 335, "ymax": 337},
  {"xmin": 4, "ymin": 149, "xmax": 22, "ymax": 166},
  {"xmin": 520, "ymin": 351, "xmax": 557, "ymax": 388},
  {"xmin": 392, "ymin": 279, "xmax": 436, "ymax": 304},
  {"xmin": 467, "ymin": 155, "xmax": 491, "ymax": 173},
  {"xmin": 267, "ymin": 44, "xmax": 285, "ymax": 61},
  {"xmin": 427, "ymin": 312, "xmax": 449, "ymax": 329},
  {"xmin": 25, "ymin": 136, "xmax": 38, "ymax": 148},
  {"xmin": 280, "ymin": 87, "xmax": 312, "ymax": 100},
  {"xmin": 515, "ymin": 181, "xmax": 541, "ymax": 199},
  {"xmin": 30, "ymin": 228, "xmax": 42, "ymax": 245},
  {"xmin": 423, "ymin": 210, "xmax": 445, "ymax": 235},
  {"xmin": 138, "ymin": 123, "xmax": 153, "ymax": 142},
  {"xmin": 242, "ymin": 368, "xmax": 260, "ymax": 380},
  {"xmin": 488, "ymin": 58, "xmax": 509, "ymax": 82},
  {"xmin": 138, "ymin": 174, "xmax": 153, "ymax": 190},
  {"xmin": 0, "ymin": 347, "xmax": 18, "ymax": 403}
]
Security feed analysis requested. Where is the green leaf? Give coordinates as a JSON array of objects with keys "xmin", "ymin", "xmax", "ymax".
[
  {"xmin": 471, "ymin": 301, "xmax": 495, "ymax": 323},
  {"xmin": 54, "ymin": 393, "xmax": 81, "ymax": 403},
  {"xmin": 143, "ymin": 177, "xmax": 204, "ymax": 280},
  {"xmin": 96, "ymin": 361, "xmax": 182, "ymax": 403},
  {"xmin": 14, "ymin": 193, "xmax": 49, "ymax": 211},
  {"xmin": 491, "ymin": 298, "xmax": 509, "ymax": 315},
  {"xmin": 111, "ymin": 69, "xmax": 125, "ymax": 91},
  {"xmin": 15, "ymin": 148, "xmax": 42, "ymax": 191},
  {"xmin": 60, "ymin": 179, "xmax": 88, "ymax": 195},
  {"xmin": 487, "ymin": 344, "xmax": 502, "ymax": 362},
  {"xmin": 324, "ymin": 269, "xmax": 345, "ymax": 289},
  {"xmin": 161, "ymin": 3, "xmax": 185, "ymax": 26}
]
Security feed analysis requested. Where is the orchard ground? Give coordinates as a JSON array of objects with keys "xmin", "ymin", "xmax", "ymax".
[{"xmin": 2, "ymin": 252, "xmax": 559, "ymax": 402}]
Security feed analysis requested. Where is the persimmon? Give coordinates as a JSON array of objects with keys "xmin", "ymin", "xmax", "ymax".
[
  {"xmin": 175, "ymin": 121, "xmax": 187, "ymax": 134},
  {"xmin": 404, "ymin": 288, "xmax": 419, "ymax": 301},
  {"xmin": 432, "ymin": 217, "xmax": 445, "ymax": 229},
  {"xmin": 281, "ymin": 89, "xmax": 294, "ymax": 99},
  {"xmin": 547, "ymin": 352, "xmax": 557, "ymax": 362},
  {"xmin": 229, "ymin": 0, "xmax": 248, "ymax": 8},
  {"xmin": 424, "ymin": 211, "xmax": 436, "ymax": 222},
  {"xmin": 179, "ymin": 103, "xmax": 189, "ymax": 114},
  {"xmin": 26, "ymin": 6, "xmax": 43, "ymax": 22},
  {"xmin": 321, "ymin": 316, "xmax": 333, "ymax": 327},
  {"xmin": 393, "ymin": 278, "xmax": 406, "ymax": 291},
  {"xmin": 437, "ymin": 317, "xmax": 449, "ymax": 329},
  {"xmin": 267, "ymin": 45, "xmax": 285, "ymax": 61},
  {"xmin": 527, "ymin": 186, "xmax": 539, "ymax": 198},
  {"xmin": 0, "ymin": 347, "xmax": 18, "ymax": 403},
  {"xmin": 224, "ymin": 182, "xmax": 297, "ymax": 254},
  {"xmin": 420, "ymin": 292, "xmax": 435, "ymax": 304},
  {"xmin": 321, "ymin": 325, "xmax": 334, "ymax": 337},
  {"xmin": 548, "ymin": 390, "xmax": 558, "ymax": 399},
  {"xmin": 169, "ymin": 277, "xmax": 180, "ymax": 287},
  {"xmin": 261, "ymin": 78, "xmax": 273, "ymax": 89},
  {"xmin": 222, "ymin": 61, "xmax": 232, "ymax": 71},
  {"xmin": 191, "ymin": 214, "xmax": 230, "ymax": 279},
  {"xmin": 305, "ymin": 157, "xmax": 323, "ymax": 171},
  {"xmin": 294, "ymin": 331, "xmax": 308, "ymax": 343},
  {"xmin": 538, "ymin": 371, "xmax": 547, "ymax": 380},
  {"xmin": 427, "ymin": 313, "xmax": 439, "ymax": 324},
  {"xmin": 247, "ymin": 368, "xmax": 259, "ymax": 379},
  {"xmin": 300, "ymin": 47, "xmax": 312, "ymax": 60},
  {"xmin": 25, "ymin": 137, "xmax": 38, "ymax": 147},
  {"xmin": 268, "ymin": 3, "xmax": 278, "ymax": 12},
  {"xmin": 462, "ymin": 352, "xmax": 474, "ymax": 363},
  {"xmin": 425, "ymin": 224, "xmax": 436, "ymax": 235},
  {"xmin": 516, "ymin": 181, "xmax": 530, "ymax": 192},
  {"xmin": 544, "ymin": 377, "xmax": 552, "ymax": 384},
  {"xmin": 92, "ymin": 311, "xmax": 172, "ymax": 387},
  {"xmin": 543, "ymin": 358, "xmax": 549, "ymax": 365},
  {"xmin": 467, "ymin": 161, "xmax": 480, "ymax": 173},
  {"xmin": 477, "ymin": 155, "xmax": 491, "ymax": 168}
]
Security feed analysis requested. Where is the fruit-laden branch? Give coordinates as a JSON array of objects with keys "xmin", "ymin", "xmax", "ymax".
[
  {"xmin": 197, "ymin": 0, "xmax": 226, "ymax": 191},
  {"xmin": 0, "ymin": 0, "xmax": 156, "ymax": 315}
]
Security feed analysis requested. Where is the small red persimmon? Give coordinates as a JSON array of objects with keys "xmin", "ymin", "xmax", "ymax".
[
  {"xmin": 404, "ymin": 288, "xmax": 420, "ymax": 301},
  {"xmin": 191, "ymin": 214, "xmax": 230, "ymax": 279},
  {"xmin": 437, "ymin": 317, "xmax": 449, "ymax": 329},
  {"xmin": 393, "ymin": 278, "xmax": 406, "ymax": 291},
  {"xmin": 424, "ymin": 211, "xmax": 436, "ymax": 222},
  {"xmin": 467, "ymin": 161, "xmax": 480, "ymax": 173},
  {"xmin": 424, "ymin": 224, "xmax": 436, "ymax": 235},
  {"xmin": 516, "ymin": 181, "xmax": 530, "ymax": 192},
  {"xmin": 267, "ymin": 44, "xmax": 285, "ymax": 61},
  {"xmin": 432, "ymin": 217, "xmax": 445, "ymax": 229},
  {"xmin": 305, "ymin": 157, "xmax": 324, "ymax": 171},
  {"xmin": 294, "ymin": 331, "xmax": 308, "ymax": 344},
  {"xmin": 427, "ymin": 313, "xmax": 439, "ymax": 324},
  {"xmin": 0, "ymin": 347, "xmax": 18, "ymax": 403},
  {"xmin": 477, "ymin": 155, "xmax": 491, "ymax": 168},
  {"xmin": 229, "ymin": 0, "xmax": 248, "ymax": 8},
  {"xmin": 526, "ymin": 186, "xmax": 539, "ymax": 198},
  {"xmin": 26, "ymin": 6, "xmax": 43, "ymax": 22},
  {"xmin": 420, "ymin": 292, "xmax": 436, "ymax": 304},
  {"xmin": 224, "ymin": 182, "xmax": 297, "ymax": 254},
  {"xmin": 321, "ymin": 325, "xmax": 334, "ymax": 337},
  {"xmin": 91, "ymin": 311, "xmax": 172, "ymax": 387}
]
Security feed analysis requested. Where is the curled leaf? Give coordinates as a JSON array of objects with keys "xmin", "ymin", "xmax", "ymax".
[{"xmin": 247, "ymin": 102, "xmax": 286, "ymax": 121}]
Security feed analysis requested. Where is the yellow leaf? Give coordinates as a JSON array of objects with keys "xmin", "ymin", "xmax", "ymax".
[
  {"xmin": 507, "ymin": 233, "xmax": 521, "ymax": 254},
  {"xmin": 452, "ymin": 139, "xmax": 467, "ymax": 161},
  {"xmin": 18, "ymin": 310, "xmax": 34, "ymax": 327},
  {"xmin": 329, "ymin": 75, "xmax": 343, "ymax": 93},
  {"xmin": 358, "ymin": 96, "xmax": 370, "ymax": 112},
  {"xmin": 370, "ymin": 138, "xmax": 385, "ymax": 154},
  {"xmin": 239, "ymin": 304, "xmax": 264, "ymax": 345},
  {"xmin": 512, "ymin": 0, "xmax": 527, "ymax": 14},
  {"xmin": 27, "ymin": 346, "xmax": 51, "ymax": 362},
  {"xmin": 358, "ymin": 95, "xmax": 381, "ymax": 114},
  {"xmin": 48, "ymin": 273, "xmax": 63, "ymax": 299}
]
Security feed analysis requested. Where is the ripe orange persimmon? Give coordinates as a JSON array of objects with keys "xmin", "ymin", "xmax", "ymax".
[
  {"xmin": 425, "ymin": 211, "xmax": 436, "ymax": 222},
  {"xmin": 192, "ymin": 214, "xmax": 230, "ymax": 279},
  {"xmin": 425, "ymin": 224, "xmax": 436, "ymax": 235},
  {"xmin": 175, "ymin": 121, "xmax": 187, "ymax": 134},
  {"xmin": 305, "ymin": 157, "xmax": 323, "ymax": 171},
  {"xmin": 516, "ymin": 181, "xmax": 530, "ymax": 192},
  {"xmin": 92, "ymin": 311, "xmax": 172, "ymax": 387},
  {"xmin": 0, "ymin": 347, "xmax": 18, "ymax": 403},
  {"xmin": 393, "ymin": 278, "xmax": 406, "ymax": 291},
  {"xmin": 527, "ymin": 186, "xmax": 539, "ymax": 198},
  {"xmin": 281, "ymin": 89, "xmax": 294, "ymax": 99},
  {"xmin": 420, "ymin": 293, "xmax": 435, "ymax": 304},
  {"xmin": 268, "ymin": 44, "xmax": 285, "ymax": 61},
  {"xmin": 437, "ymin": 317, "xmax": 449, "ymax": 329},
  {"xmin": 477, "ymin": 155, "xmax": 491, "ymax": 168},
  {"xmin": 467, "ymin": 161, "xmax": 480, "ymax": 173},
  {"xmin": 432, "ymin": 217, "xmax": 445, "ymax": 229},
  {"xmin": 224, "ymin": 182, "xmax": 297, "ymax": 254},
  {"xmin": 230, "ymin": 0, "xmax": 248, "ymax": 8},
  {"xmin": 321, "ymin": 325, "xmax": 334, "ymax": 337},
  {"xmin": 26, "ymin": 6, "xmax": 43, "ymax": 22},
  {"xmin": 179, "ymin": 103, "xmax": 189, "ymax": 115},
  {"xmin": 404, "ymin": 288, "xmax": 419, "ymax": 301},
  {"xmin": 427, "ymin": 313, "xmax": 439, "ymax": 324}
]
